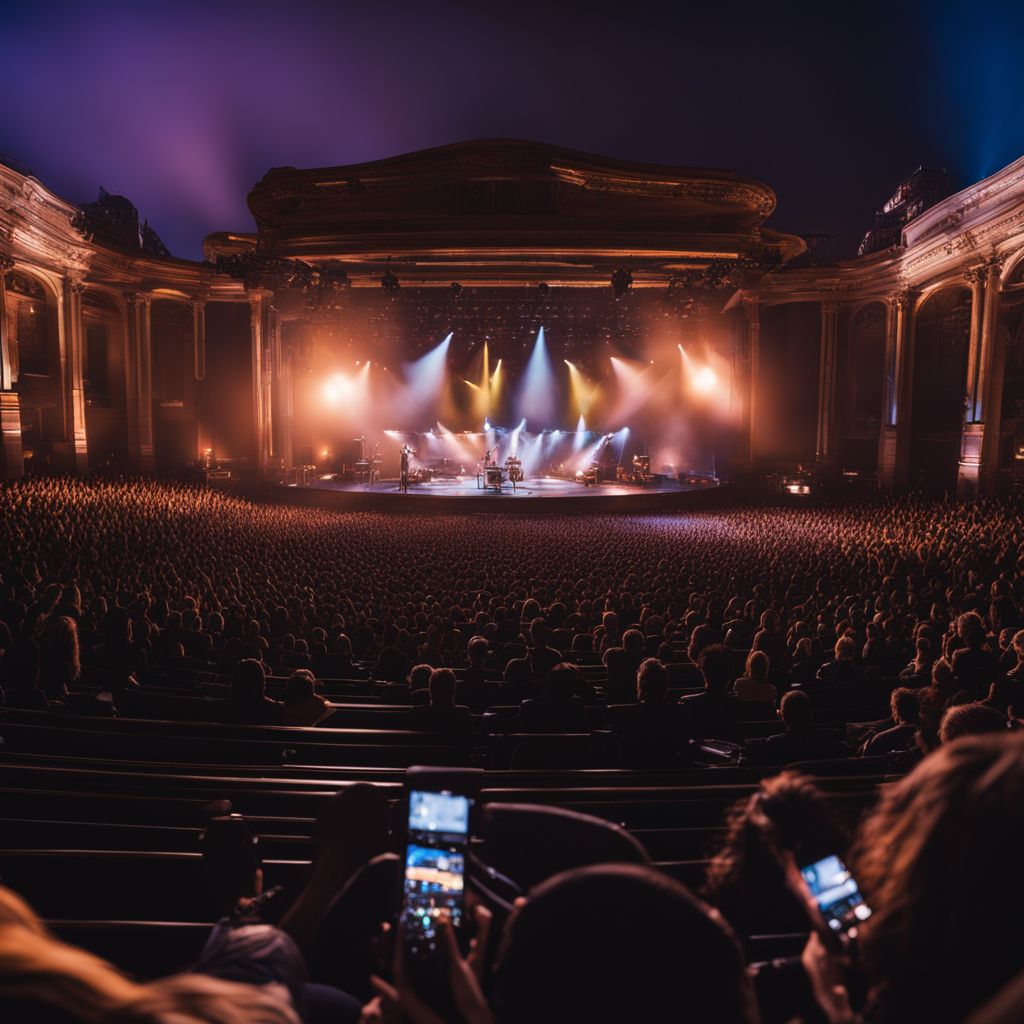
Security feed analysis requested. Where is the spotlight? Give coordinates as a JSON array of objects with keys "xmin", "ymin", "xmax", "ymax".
[
  {"xmin": 537, "ymin": 282, "xmax": 550, "ymax": 300},
  {"xmin": 693, "ymin": 366, "xmax": 717, "ymax": 394},
  {"xmin": 611, "ymin": 267, "xmax": 633, "ymax": 299}
]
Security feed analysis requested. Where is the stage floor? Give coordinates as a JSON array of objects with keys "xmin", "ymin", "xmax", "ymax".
[{"xmin": 278, "ymin": 474, "xmax": 722, "ymax": 512}]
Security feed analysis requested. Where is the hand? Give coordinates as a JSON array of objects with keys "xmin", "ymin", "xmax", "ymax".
[
  {"xmin": 366, "ymin": 905, "xmax": 495, "ymax": 1024},
  {"xmin": 802, "ymin": 931, "xmax": 855, "ymax": 1024}
]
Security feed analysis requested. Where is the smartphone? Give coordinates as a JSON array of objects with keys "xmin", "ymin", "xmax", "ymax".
[
  {"xmin": 800, "ymin": 854, "xmax": 872, "ymax": 937},
  {"xmin": 401, "ymin": 786, "xmax": 473, "ymax": 961}
]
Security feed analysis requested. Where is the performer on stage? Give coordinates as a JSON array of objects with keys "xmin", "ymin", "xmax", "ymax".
[{"xmin": 399, "ymin": 444, "xmax": 415, "ymax": 493}]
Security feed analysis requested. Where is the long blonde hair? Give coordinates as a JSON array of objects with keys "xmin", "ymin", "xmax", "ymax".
[{"xmin": 0, "ymin": 887, "xmax": 298, "ymax": 1024}]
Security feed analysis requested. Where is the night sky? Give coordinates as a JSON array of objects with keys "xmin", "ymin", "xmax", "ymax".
[{"xmin": 2, "ymin": 0, "xmax": 1023, "ymax": 261}]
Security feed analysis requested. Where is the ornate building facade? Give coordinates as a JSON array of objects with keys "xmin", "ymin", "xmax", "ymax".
[{"xmin": 2, "ymin": 140, "xmax": 1024, "ymax": 495}]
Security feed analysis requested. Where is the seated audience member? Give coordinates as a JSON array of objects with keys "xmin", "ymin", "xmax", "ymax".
[
  {"xmin": 862, "ymin": 687, "xmax": 919, "ymax": 756},
  {"xmin": 519, "ymin": 663, "xmax": 587, "ymax": 733},
  {"xmin": 938, "ymin": 701, "xmax": 1007, "ymax": 744},
  {"xmin": 678, "ymin": 644, "xmax": 741, "ymax": 739},
  {"xmin": 496, "ymin": 865, "xmax": 758, "ymax": 1024},
  {"xmin": 277, "ymin": 634, "xmax": 313, "ymax": 672},
  {"xmin": 1, "ymin": 638, "xmax": 47, "ymax": 710},
  {"xmin": 813, "ymin": 634, "xmax": 863, "ymax": 689},
  {"xmin": 989, "ymin": 578, "xmax": 1022, "ymax": 632},
  {"xmin": 850, "ymin": 733, "xmax": 1024, "ymax": 1024},
  {"xmin": 704, "ymin": 771, "xmax": 849, "ymax": 941},
  {"xmin": 370, "ymin": 863, "xmax": 758, "ymax": 1024},
  {"xmin": 983, "ymin": 672, "xmax": 1024, "ymax": 717},
  {"xmin": 181, "ymin": 609, "xmax": 214, "ymax": 661},
  {"xmin": 733, "ymin": 650, "xmax": 777, "ymax": 703},
  {"xmin": 930, "ymin": 656, "xmax": 963, "ymax": 704},
  {"xmin": 746, "ymin": 690, "xmax": 852, "ymax": 766},
  {"xmin": 406, "ymin": 668, "xmax": 473, "ymax": 735},
  {"xmin": 602, "ymin": 628, "xmax": 646, "ymax": 704},
  {"xmin": 37, "ymin": 614, "xmax": 81, "ymax": 701},
  {"xmin": 898, "ymin": 636, "xmax": 935, "ymax": 683},
  {"xmin": 593, "ymin": 609, "xmax": 621, "ymax": 654},
  {"xmin": 282, "ymin": 669, "xmax": 330, "ymax": 726},
  {"xmin": 405, "ymin": 662, "xmax": 432, "ymax": 705},
  {"xmin": 786, "ymin": 636, "xmax": 820, "ymax": 686},
  {"xmin": 614, "ymin": 657, "xmax": 690, "ymax": 766},
  {"xmin": 1005, "ymin": 629, "xmax": 1024, "ymax": 681},
  {"xmin": 89, "ymin": 607, "xmax": 144, "ymax": 687},
  {"xmin": 456, "ymin": 636, "xmax": 501, "ymax": 711},
  {"xmin": 374, "ymin": 632, "xmax": 409, "ymax": 683},
  {"xmin": 504, "ymin": 619, "xmax": 563, "ymax": 694},
  {"xmin": 314, "ymin": 633, "xmax": 356, "ymax": 680},
  {"xmin": 951, "ymin": 610, "xmax": 999, "ymax": 697},
  {"xmin": 996, "ymin": 627, "xmax": 1018, "ymax": 674},
  {"xmin": 217, "ymin": 658, "xmax": 283, "ymax": 725}
]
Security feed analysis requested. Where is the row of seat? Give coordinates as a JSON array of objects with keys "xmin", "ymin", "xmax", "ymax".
[{"xmin": 0, "ymin": 697, "xmax": 894, "ymax": 981}]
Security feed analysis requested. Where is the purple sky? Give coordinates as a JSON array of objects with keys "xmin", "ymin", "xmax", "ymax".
[{"xmin": 2, "ymin": 0, "xmax": 1023, "ymax": 259}]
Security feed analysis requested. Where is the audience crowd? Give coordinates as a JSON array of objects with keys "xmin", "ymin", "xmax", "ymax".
[{"xmin": 2, "ymin": 477, "xmax": 1024, "ymax": 1021}]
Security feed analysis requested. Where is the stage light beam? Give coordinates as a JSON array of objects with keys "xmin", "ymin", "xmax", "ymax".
[{"xmin": 518, "ymin": 327, "xmax": 557, "ymax": 425}]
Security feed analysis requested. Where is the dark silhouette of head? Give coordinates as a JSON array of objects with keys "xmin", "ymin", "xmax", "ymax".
[
  {"xmin": 780, "ymin": 689, "xmax": 812, "ymax": 729},
  {"xmin": 285, "ymin": 669, "xmax": 316, "ymax": 705},
  {"xmin": 636, "ymin": 657, "xmax": 669, "ymax": 702},
  {"xmin": 230, "ymin": 659, "xmax": 266, "ymax": 704},
  {"xmin": 939, "ymin": 702, "xmax": 1006, "ymax": 744},
  {"xmin": 699, "ymin": 644, "xmax": 734, "ymax": 693},
  {"xmin": 495, "ymin": 863, "xmax": 757, "ymax": 1024},
  {"xmin": 428, "ymin": 668, "xmax": 457, "ymax": 706}
]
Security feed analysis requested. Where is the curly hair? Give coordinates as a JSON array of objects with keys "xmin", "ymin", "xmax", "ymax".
[
  {"xmin": 703, "ymin": 771, "xmax": 848, "ymax": 937},
  {"xmin": 853, "ymin": 734, "xmax": 1024, "ymax": 1024}
]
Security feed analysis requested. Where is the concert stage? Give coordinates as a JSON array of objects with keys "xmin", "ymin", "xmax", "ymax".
[{"xmin": 277, "ymin": 474, "xmax": 722, "ymax": 513}]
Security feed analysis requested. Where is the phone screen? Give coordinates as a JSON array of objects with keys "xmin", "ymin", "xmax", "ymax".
[
  {"xmin": 402, "ymin": 789, "xmax": 472, "ymax": 956},
  {"xmin": 800, "ymin": 854, "xmax": 872, "ymax": 935}
]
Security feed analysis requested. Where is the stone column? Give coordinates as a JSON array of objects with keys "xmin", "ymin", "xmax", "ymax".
[
  {"xmin": 61, "ymin": 276, "xmax": 89, "ymax": 474},
  {"xmin": 280, "ymin": 341, "xmax": 295, "ymax": 473},
  {"xmin": 191, "ymin": 298, "xmax": 206, "ymax": 382},
  {"xmin": 248, "ymin": 290, "xmax": 272, "ymax": 476},
  {"xmin": 878, "ymin": 290, "xmax": 915, "ymax": 489},
  {"xmin": 877, "ymin": 294, "xmax": 899, "ymax": 488},
  {"xmin": 975, "ymin": 259, "xmax": 1003, "ymax": 426},
  {"xmin": 138, "ymin": 293, "xmax": 154, "ymax": 472},
  {"xmin": 268, "ymin": 305, "xmax": 294, "ymax": 475},
  {"xmin": 978, "ymin": 258, "xmax": 1005, "ymax": 493},
  {"xmin": 964, "ymin": 266, "xmax": 986, "ymax": 422},
  {"xmin": 742, "ymin": 295, "xmax": 760, "ymax": 469},
  {"xmin": 190, "ymin": 298, "xmax": 210, "ymax": 462},
  {"xmin": 957, "ymin": 267, "xmax": 988, "ymax": 497},
  {"xmin": 0, "ymin": 255, "xmax": 24, "ymax": 478},
  {"xmin": 125, "ymin": 292, "xmax": 155, "ymax": 473},
  {"xmin": 816, "ymin": 301, "xmax": 839, "ymax": 468}
]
